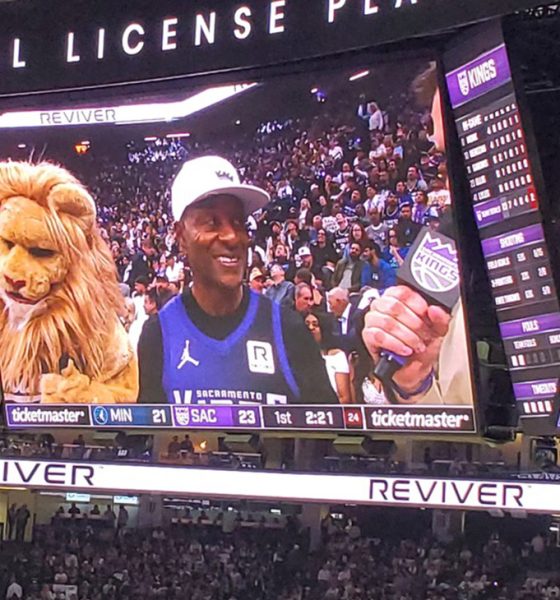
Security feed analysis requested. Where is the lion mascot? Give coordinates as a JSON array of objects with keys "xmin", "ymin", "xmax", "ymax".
[{"xmin": 0, "ymin": 161, "xmax": 139, "ymax": 404}]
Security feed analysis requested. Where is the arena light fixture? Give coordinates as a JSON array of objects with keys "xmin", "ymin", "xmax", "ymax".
[
  {"xmin": 17, "ymin": 143, "xmax": 26, "ymax": 148},
  {"xmin": 310, "ymin": 87, "xmax": 318, "ymax": 93},
  {"xmin": 0, "ymin": 83, "xmax": 258, "ymax": 129},
  {"xmin": 349, "ymin": 69, "xmax": 370, "ymax": 81},
  {"xmin": 166, "ymin": 132, "xmax": 190, "ymax": 138}
]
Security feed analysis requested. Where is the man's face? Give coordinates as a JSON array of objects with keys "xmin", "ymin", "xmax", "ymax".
[
  {"xmin": 366, "ymin": 186, "xmax": 375, "ymax": 200},
  {"xmin": 286, "ymin": 223, "xmax": 298, "ymax": 239},
  {"xmin": 177, "ymin": 195, "xmax": 248, "ymax": 291},
  {"xmin": 275, "ymin": 244, "xmax": 287, "ymax": 260},
  {"xmin": 301, "ymin": 253, "xmax": 313, "ymax": 269},
  {"xmin": 396, "ymin": 182, "xmax": 405, "ymax": 194},
  {"xmin": 335, "ymin": 213, "xmax": 347, "ymax": 229},
  {"xmin": 407, "ymin": 167, "xmax": 418, "ymax": 180},
  {"xmin": 134, "ymin": 282, "xmax": 147, "ymax": 295},
  {"xmin": 250, "ymin": 277, "xmax": 265, "ymax": 294},
  {"xmin": 349, "ymin": 243, "xmax": 361, "ymax": 260},
  {"xmin": 400, "ymin": 205, "xmax": 412, "ymax": 220},
  {"xmin": 350, "ymin": 190, "xmax": 361, "ymax": 204},
  {"xmin": 369, "ymin": 209, "xmax": 381, "ymax": 225},
  {"xmin": 312, "ymin": 215, "xmax": 322, "ymax": 229},
  {"xmin": 270, "ymin": 265, "xmax": 284, "ymax": 282},
  {"xmin": 295, "ymin": 287, "xmax": 313, "ymax": 313},
  {"xmin": 327, "ymin": 294, "xmax": 348, "ymax": 318},
  {"xmin": 414, "ymin": 191, "xmax": 427, "ymax": 205}
]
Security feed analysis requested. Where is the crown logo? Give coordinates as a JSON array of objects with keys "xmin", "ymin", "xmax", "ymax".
[
  {"xmin": 422, "ymin": 236, "xmax": 458, "ymax": 264},
  {"xmin": 410, "ymin": 233, "xmax": 459, "ymax": 294},
  {"xmin": 215, "ymin": 170, "xmax": 235, "ymax": 182}
]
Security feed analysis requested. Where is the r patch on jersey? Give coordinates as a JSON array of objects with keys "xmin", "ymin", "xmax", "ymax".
[{"xmin": 247, "ymin": 341, "xmax": 275, "ymax": 374}]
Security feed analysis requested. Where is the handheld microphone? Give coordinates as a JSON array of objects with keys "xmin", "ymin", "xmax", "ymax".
[{"xmin": 373, "ymin": 228, "xmax": 461, "ymax": 383}]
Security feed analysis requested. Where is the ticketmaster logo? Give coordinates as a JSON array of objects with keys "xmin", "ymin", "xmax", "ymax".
[
  {"xmin": 369, "ymin": 409, "xmax": 471, "ymax": 430},
  {"xmin": 8, "ymin": 406, "xmax": 89, "ymax": 425}
]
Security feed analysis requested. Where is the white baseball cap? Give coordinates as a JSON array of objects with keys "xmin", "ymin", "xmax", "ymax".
[{"xmin": 171, "ymin": 155, "xmax": 270, "ymax": 221}]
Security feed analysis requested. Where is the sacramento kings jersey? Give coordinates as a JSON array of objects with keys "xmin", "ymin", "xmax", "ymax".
[{"xmin": 159, "ymin": 291, "xmax": 301, "ymax": 405}]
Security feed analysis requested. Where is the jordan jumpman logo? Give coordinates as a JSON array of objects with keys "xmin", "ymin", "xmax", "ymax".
[{"xmin": 177, "ymin": 339, "xmax": 200, "ymax": 369}]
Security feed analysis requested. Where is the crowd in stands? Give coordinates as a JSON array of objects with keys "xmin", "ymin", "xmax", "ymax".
[
  {"xmin": 0, "ymin": 433, "xmax": 526, "ymax": 479},
  {"xmin": 0, "ymin": 513, "xmax": 557, "ymax": 600},
  {"xmin": 0, "ymin": 434, "xmax": 151, "ymax": 464}
]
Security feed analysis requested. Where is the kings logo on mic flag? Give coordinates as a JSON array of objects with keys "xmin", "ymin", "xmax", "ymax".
[{"xmin": 400, "ymin": 231, "xmax": 460, "ymax": 308}]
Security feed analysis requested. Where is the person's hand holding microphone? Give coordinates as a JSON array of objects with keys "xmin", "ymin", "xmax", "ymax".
[
  {"xmin": 361, "ymin": 229, "xmax": 460, "ymax": 402},
  {"xmin": 363, "ymin": 285, "xmax": 451, "ymax": 400}
]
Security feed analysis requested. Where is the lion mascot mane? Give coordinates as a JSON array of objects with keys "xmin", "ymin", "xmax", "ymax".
[{"xmin": 0, "ymin": 161, "xmax": 139, "ymax": 404}]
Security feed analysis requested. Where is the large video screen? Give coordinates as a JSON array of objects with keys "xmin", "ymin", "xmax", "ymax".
[{"xmin": 0, "ymin": 55, "xmax": 477, "ymax": 433}]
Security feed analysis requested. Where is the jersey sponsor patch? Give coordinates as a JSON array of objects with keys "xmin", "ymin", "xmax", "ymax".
[{"xmin": 247, "ymin": 341, "xmax": 275, "ymax": 374}]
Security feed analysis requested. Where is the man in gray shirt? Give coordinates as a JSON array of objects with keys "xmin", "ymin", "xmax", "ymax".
[{"xmin": 265, "ymin": 263, "xmax": 295, "ymax": 308}]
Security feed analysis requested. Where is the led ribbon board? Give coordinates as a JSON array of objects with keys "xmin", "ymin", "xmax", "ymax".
[{"xmin": 1, "ymin": 458, "xmax": 559, "ymax": 514}]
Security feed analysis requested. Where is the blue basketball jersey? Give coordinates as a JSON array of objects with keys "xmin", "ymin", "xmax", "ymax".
[{"xmin": 159, "ymin": 292, "xmax": 300, "ymax": 405}]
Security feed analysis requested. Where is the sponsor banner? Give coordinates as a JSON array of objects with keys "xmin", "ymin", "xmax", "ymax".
[
  {"xmin": 1, "ymin": 458, "xmax": 560, "ymax": 513},
  {"xmin": 363, "ymin": 406, "xmax": 474, "ymax": 432},
  {"xmin": 446, "ymin": 45, "xmax": 512, "ymax": 109},
  {"xmin": 5, "ymin": 405, "xmax": 90, "ymax": 427},
  {"xmin": 0, "ymin": 0, "xmax": 545, "ymax": 96}
]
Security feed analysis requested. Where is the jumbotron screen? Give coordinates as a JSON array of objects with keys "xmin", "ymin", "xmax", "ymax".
[{"xmin": 0, "ymin": 56, "xmax": 477, "ymax": 433}]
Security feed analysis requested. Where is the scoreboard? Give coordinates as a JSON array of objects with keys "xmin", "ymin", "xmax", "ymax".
[
  {"xmin": 446, "ymin": 38, "xmax": 560, "ymax": 424},
  {"xmin": 4, "ymin": 403, "xmax": 476, "ymax": 433}
]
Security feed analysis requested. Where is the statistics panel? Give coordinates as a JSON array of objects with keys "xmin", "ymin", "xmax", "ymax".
[{"xmin": 446, "ymin": 40, "xmax": 560, "ymax": 423}]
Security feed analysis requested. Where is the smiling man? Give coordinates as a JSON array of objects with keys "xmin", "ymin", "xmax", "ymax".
[{"xmin": 138, "ymin": 156, "xmax": 337, "ymax": 405}]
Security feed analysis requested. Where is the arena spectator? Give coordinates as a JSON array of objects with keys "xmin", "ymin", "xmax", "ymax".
[
  {"xmin": 332, "ymin": 242, "xmax": 364, "ymax": 292},
  {"xmin": 395, "ymin": 202, "xmax": 422, "ymax": 247},
  {"xmin": 361, "ymin": 241, "xmax": 396, "ymax": 291},
  {"xmin": 365, "ymin": 207, "xmax": 389, "ymax": 250},
  {"xmin": 15, "ymin": 505, "xmax": 30, "ymax": 542},
  {"xmin": 248, "ymin": 267, "xmax": 266, "ymax": 294},
  {"xmin": 304, "ymin": 311, "xmax": 352, "ymax": 404},
  {"xmin": 310, "ymin": 229, "xmax": 338, "ymax": 272},
  {"xmin": 167, "ymin": 436, "xmax": 181, "ymax": 458},
  {"xmin": 265, "ymin": 264, "xmax": 295, "ymax": 308},
  {"xmin": 294, "ymin": 283, "xmax": 314, "ymax": 315},
  {"xmin": 180, "ymin": 434, "xmax": 194, "ymax": 453},
  {"xmin": 137, "ymin": 156, "xmax": 337, "ymax": 406},
  {"xmin": 6, "ymin": 575, "xmax": 22, "ymax": 600}
]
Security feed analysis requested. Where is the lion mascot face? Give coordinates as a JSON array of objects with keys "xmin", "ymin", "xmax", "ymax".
[{"xmin": 0, "ymin": 161, "xmax": 139, "ymax": 404}]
